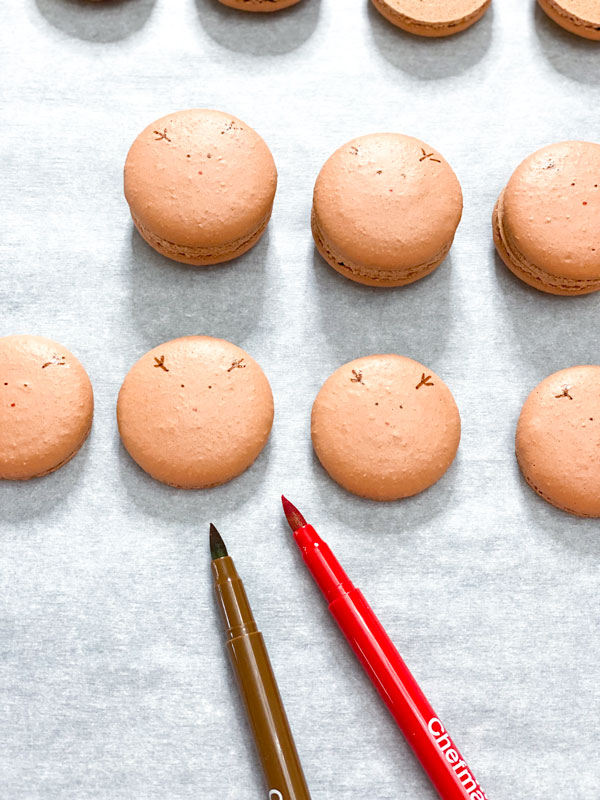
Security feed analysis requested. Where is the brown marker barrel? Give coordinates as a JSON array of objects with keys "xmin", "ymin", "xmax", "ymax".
[{"xmin": 212, "ymin": 555, "xmax": 311, "ymax": 800}]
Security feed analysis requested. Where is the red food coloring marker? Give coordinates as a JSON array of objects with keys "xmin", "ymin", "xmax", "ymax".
[{"xmin": 281, "ymin": 496, "xmax": 489, "ymax": 800}]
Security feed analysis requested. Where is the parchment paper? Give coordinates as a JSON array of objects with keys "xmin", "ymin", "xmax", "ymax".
[{"xmin": 1, "ymin": 1, "xmax": 599, "ymax": 797}]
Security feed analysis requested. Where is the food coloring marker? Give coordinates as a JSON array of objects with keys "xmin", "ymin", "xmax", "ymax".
[{"xmin": 281, "ymin": 497, "xmax": 488, "ymax": 800}]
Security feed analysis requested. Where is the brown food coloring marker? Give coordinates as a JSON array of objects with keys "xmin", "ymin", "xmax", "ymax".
[{"xmin": 210, "ymin": 524, "xmax": 312, "ymax": 800}]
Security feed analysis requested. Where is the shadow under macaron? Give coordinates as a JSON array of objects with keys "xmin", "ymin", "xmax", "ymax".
[
  {"xmin": 491, "ymin": 244, "xmax": 600, "ymax": 374},
  {"xmin": 310, "ymin": 245, "xmax": 457, "ymax": 366},
  {"xmin": 0, "ymin": 434, "xmax": 92, "ymax": 523},
  {"xmin": 513, "ymin": 454, "xmax": 600, "ymax": 554},
  {"xmin": 34, "ymin": 0, "xmax": 156, "ymax": 43},
  {"xmin": 533, "ymin": 3, "xmax": 600, "ymax": 84},
  {"xmin": 124, "ymin": 225, "xmax": 269, "ymax": 349},
  {"xmin": 366, "ymin": 0, "xmax": 493, "ymax": 80},
  {"xmin": 116, "ymin": 435, "xmax": 272, "ymax": 524},
  {"xmin": 310, "ymin": 444, "xmax": 462, "ymax": 533},
  {"xmin": 195, "ymin": 0, "xmax": 321, "ymax": 56}
]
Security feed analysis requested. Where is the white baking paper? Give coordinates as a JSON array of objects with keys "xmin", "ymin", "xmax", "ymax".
[{"xmin": 1, "ymin": 1, "xmax": 600, "ymax": 797}]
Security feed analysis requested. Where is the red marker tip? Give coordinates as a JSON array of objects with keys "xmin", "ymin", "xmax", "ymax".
[{"xmin": 281, "ymin": 495, "xmax": 307, "ymax": 532}]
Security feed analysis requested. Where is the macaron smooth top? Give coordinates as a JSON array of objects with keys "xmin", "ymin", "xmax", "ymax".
[
  {"xmin": 371, "ymin": 0, "xmax": 491, "ymax": 37},
  {"xmin": 494, "ymin": 141, "xmax": 600, "ymax": 295},
  {"xmin": 124, "ymin": 109, "xmax": 277, "ymax": 263},
  {"xmin": 311, "ymin": 355, "xmax": 461, "ymax": 501},
  {"xmin": 538, "ymin": 0, "xmax": 600, "ymax": 40},
  {"xmin": 0, "ymin": 335, "xmax": 94, "ymax": 480},
  {"xmin": 516, "ymin": 366, "xmax": 600, "ymax": 518},
  {"xmin": 117, "ymin": 336, "xmax": 274, "ymax": 489},
  {"xmin": 312, "ymin": 133, "xmax": 463, "ymax": 286}
]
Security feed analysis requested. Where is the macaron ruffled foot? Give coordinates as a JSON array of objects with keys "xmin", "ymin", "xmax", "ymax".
[
  {"xmin": 371, "ymin": 0, "xmax": 491, "ymax": 37},
  {"xmin": 537, "ymin": 0, "xmax": 600, "ymax": 41},
  {"xmin": 493, "ymin": 141, "xmax": 600, "ymax": 295},
  {"xmin": 312, "ymin": 133, "xmax": 462, "ymax": 287},
  {"xmin": 217, "ymin": 0, "xmax": 302, "ymax": 10},
  {"xmin": 124, "ymin": 109, "xmax": 277, "ymax": 266}
]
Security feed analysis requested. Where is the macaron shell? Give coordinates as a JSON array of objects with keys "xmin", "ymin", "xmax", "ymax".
[
  {"xmin": 516, "ymin": 366, "xmax": 600, "ymax": 517},
  {"xmin": 117, "ymin": 337, "xmax": 274, "ymax": 489},
  {"xmin": 312, "ymin": 133, "xmax": 462, "ymax": 279},
  {"xmin": 0, "ymin": 335, "xmax": 94, "ymax": 480},
  {"xmin": 499, "ymin": 142, "xmax": 600, "ymax": 284},
  {"xmin": 131, "ymin": 207, "xmax": 270, "ymax": 267},
  {"xmin": 492, "ymin": 196, "xmax": 597, "ymax": 296},
  {"xmin": 124, "ymin": 109, "xmax": 277, "ymax": 251},
  {"xmin": 538, "ymin": 0, "xmax": 600, "ymax": 40},
  {"xmin": 371, "ymin": 0, "xmax": 491, "ymax": 37},
  {"xmin": 311, "ymin": 207, "xmax": 449, "ymax": 287},
  {"xmin": 311, "ymin": 355, "xmax": 461, "ymax": 501},
  {"xmin": 218, "ymin": 0, "xmax": 302, "ymax": 10}
]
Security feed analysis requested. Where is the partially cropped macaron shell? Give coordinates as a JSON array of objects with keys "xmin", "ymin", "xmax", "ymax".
[
  {"xmin": 117, "ymin": 337, "xmax": 274, "ymax": 488},
  {"xmin": 124, "ymin": 109, "xmax": 277, "ymax": 263},
  {"xmin": 495, "ymin": 141, "xmax": 600, "ymax": 293},
  {"xmin": 371, "ymin": 0, "xmax": 491, "ymax": 36},
  {"xmin": 312, "ymin": 134, "xmax": 462, "ymax": 286},
  {"xmin": 0, "ymin": 335, "xmax": 94, "ymax": 480},
  {"xmin": 218, "ymin": 0, "xmax": 302, "ymax": 10},
  {"xmin": 516, "ymin": 366, "xmax": 600, "ymax": 517},
  {"xmin": 538, "ymin": 0, "xmax": 600, "ymax": 40},
  {"xmin": 311, "ymin": 355, "xmax": 461, "ymax": 501}
]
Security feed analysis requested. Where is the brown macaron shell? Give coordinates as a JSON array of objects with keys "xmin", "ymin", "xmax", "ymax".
[
  {"xmin": 537, "ymin": 0, "xmax": 600, "ymax": 40},
  {"xmin": 124, "ymin": 109, "xmax": 277, "ymax": 266},
  {"xmin": 371, "ymin": 0, "xmax": 491, "ymax": 37},
  {"xmin": 0, "ymin": 335, "xmax": 94, "ymax": 480},
  {"xmin": 493, "ymin": 141, "xmax": 600, "ymax": 296},
  {"xmin": 311, "ymin": 355, "xmax": 461, "ymax": 501},
  {"xmin": 516, "ymin": 366, "xmax": 600, "ymax": 517},
  {"xmin": 117, "ymin": 337, "xmax": 274, "ymax": 489},
  {"xmin": 218, "ymin": 0, "xmax": 302, "ymax": 10},
  {"xmin": 312, "ymin": 133, "xmax": 463, "ymax": 287}
]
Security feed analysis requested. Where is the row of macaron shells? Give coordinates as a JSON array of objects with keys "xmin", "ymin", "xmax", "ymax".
[
  {"xmin": 372, "ymin": 0, "xmax": 599, "ymax": 41},
  {"xmin": 1, "ymin": 334, "xmax": 599, "ymax": 518},
  {"xmin": 125, "ymin": 109, "xmax": 600, "ymax": 296},
  {"xmin": 90, "ymin": 0, "xmax": 600, "ymax": 41}
]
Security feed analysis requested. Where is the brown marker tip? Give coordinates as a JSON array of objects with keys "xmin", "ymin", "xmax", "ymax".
[
  {"xmin": 281, "ymin": 496, "xmax": 307, "ymax": 533},
  {"xmin": 209, "ymin": 523, "xmax": 228, "ymax": 560}
]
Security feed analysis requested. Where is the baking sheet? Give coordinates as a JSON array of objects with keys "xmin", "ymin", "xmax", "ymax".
[{"xmin": 1, "ymin": 1, "xmax": 600, "ymax": 797}]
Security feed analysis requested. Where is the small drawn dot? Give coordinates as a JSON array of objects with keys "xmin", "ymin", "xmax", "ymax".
[
  {"xmin": 389, "ymin": 188, "xmax": 394, "ymax": 193},
  {"xmin": 590, "ymin": 418, "xmax": 594, "ymax": 421},
  {"xmin": 181, "ymin": 384, "xmax": 185, "ymax": 388},
  {"xmin": 208, "ymin": 385, "xmax": 212, "ymax": 389},
  {"xmin": 186, "ymin": 154, "xmax": 191, "ymax": 159},
  {"xmin": 375, "ymin": 402, "xmax": 379, "ymax": 406},
  {"xmin": 207, "ymin": 153, "xmax": 212, "ymax": 158},
  {"xmin": 583, "ymin": 201, "xmax": 588, "ymax": 206},
  {"xmin": 376, "ymin": 170, "xmax": 382, "ymax": 175},
  {"xmin": 3, "ymin": 382, "xmax": 7, "ymax": 386},
  {"xmin": 571, "ymin": 182, "xmax": 576, "ymax": 186},
  {"xmin": 198, "ymin": 171, "xmax": 203, "ymax": 175},
  {"xmin": 10, "ymin": 403, "xmax": 15, "ymax": 407}
]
